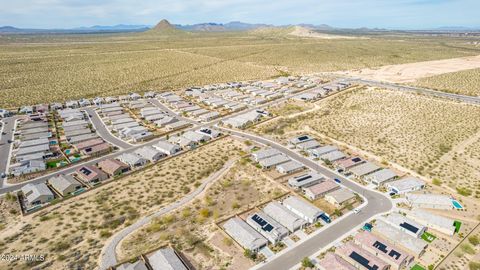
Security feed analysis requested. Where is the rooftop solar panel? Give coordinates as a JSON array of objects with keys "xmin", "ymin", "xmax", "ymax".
[
  {"xmin": 389, "ymin": 249, "xmax": 401, "ymax": 260},
  {"xmin": 400, "ymin": 222, "xmax": 419, "ymax": 233},
  {"xmin": 350, "ymin": 251, "xmax": 379, "ymax": 270},
  {"xmin": 373, "ymin": 241, "xmax": 388, "ymax": 253}
]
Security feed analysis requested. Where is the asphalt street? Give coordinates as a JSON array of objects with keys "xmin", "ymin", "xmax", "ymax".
[
  {"xmin": 0, "ymin": 116, "xmax": 21, "ymax": 188},
  {"xmin": 220, "ymin": 128, "xmax": 392, "ymax": 270},
  {"xmin": 84, "ymin": 107, "xmax": 134, "ymax": 149}
]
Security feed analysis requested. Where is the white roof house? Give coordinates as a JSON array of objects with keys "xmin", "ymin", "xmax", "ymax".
[
  {"xmin": 276, "ymin": 160, "xmax": 304, "ymax": 174},
  {"xmin": 196, "ymin": 128, "xmax": 221, "ymax": 139},
  {"xmin": 364, "ymin": 168, "xmax": 398, "ymax": 186},
  {"xmin": 11, "ymin": 160, "xmax": 46, "ymax": 176},
  {"xmin": 251, "ymin": 148, "xmax": 282, "ymax": 162},
  {"xmin": 48, "ymin": 174, "xmax": 82, "ymax": 196},
  {"xmin": 349, "ymin": 162, "xmax": 381, "ymax": 178},
  {"xmin": 154, "ymin": 116, "xmax": 177, "ymax": 127},
  {"xmin": 246, "ymin": 211, "xmax": 289, "ymax": 244},
  {"xmin": 383, "ymin": 212, "xmax": 427, "ymax": 238},
  {"xmin": 223, "ymin": 217, "xmax": 268, "ymax": 252},
  {"xmin": 318, "ymin": 150, "xmax": 347, "ymax": 162},
  {"xmin": 134, "ymin": 146, "xmax": 165, "ymax": 162},
  {"xmin": 182, "ymin": 130, "xmax": 210, "ymax": 143},
  {"xmin": 21, "ymin": 183, "xmax": 54, "ymax": 207},
  {"xmin": 373, "ymin": 219, "xmax": 427, "ymax": 257},
  {"xmin": 295, "ymin": 140, "xmax": 321, "ymax": 151},
  {"xmin": 406, "ymin": 194, "xmax": 453, "ymax": 210},
  {"xmin": 289, "ymin": 135, "xmax": 315, "ymax": 145},
  {"xmin": 309, "ymin": 145, "xmax": 338, "ymax": 157},
  {"xmin": 288, "ymin": 171, "xmax": 325, "ymax": 189},
  {"xmin": 147, "ymin": 247, "xmax": 188, "ymax": 270},
  {"xmin": 386, "ymin": 177, "xmax": 425, "ymax": 194},
  {"xmin": 325, "ymin": 188, "xmax": 356, "ymax": 206},
  {"xmin": 283, "ymin": 196, "xmax": 324, "ymax": 224},
  {"xmin": 117, "ymin": 153, "xmax": 148, "ymax": 167},
  {"xmin": 408, "ymin": 209, "xmax": 456, "ymax": 236},
  {"xmin": 153, "ymin": 141, "xmax": 181, "ymax": 155},
  {"xmin": 258, "ymin": 154, "xmax": 291, "ymax": 169},
  {"xmin": 263, "ymin": 201, "xmax": 306, "ymax": 232}
]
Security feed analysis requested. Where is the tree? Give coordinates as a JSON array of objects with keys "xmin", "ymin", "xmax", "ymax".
[
  {"xmin": 244, "ymin": 249, "xmax": 256, "ymax": 260},
  {"xmin": 301, "ymin": 257, "xmax": 314, "ymax": 268},
  {"xmin": 469, "ymin": 235, "xmax": 480, "ymax": 246}
]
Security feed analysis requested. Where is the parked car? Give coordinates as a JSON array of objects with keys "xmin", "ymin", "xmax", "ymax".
[
  {"xmin": 7, "ymin": 139, "xmax": 13, "ymax": 143},
  {"xmin": 353, "ymin": 208, "xmax": 361, "ymax": 214},
  {"xmin": 334, "ymin": 178, "xmax": 341, "ymax": 183},
  {"xmin": 0, "ymin": 172, "xmax": 6, "ymax": 178},
  {"xmin": 1, "ymin": 132, "xmax": 6, "ymax": 135}
]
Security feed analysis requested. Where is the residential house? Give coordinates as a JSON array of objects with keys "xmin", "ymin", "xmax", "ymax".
[
  {"xmin": 223, "ymin": 217, "xmax": 268, "ymax": 253},
  {"xmin": 48, "ymin": 174, "xmax": 83, "ymax": 196},
  {"xmin": 282, "ymin": 196, "xmax": 324, "ymax": 224},
  {"xmin": 276, "ymin": 160, "xmax": 304, "ymax": 174},
  {"xmin": 308, "ymin": 145, "xmax": 338, "ymax": 158},
  {"xmin": 251, "ymin": 148, "xmax": 281, "ymax": 162},
  {"xmin": 11, "ymin": 160, "xmax": 46, "ymax": 176},
  {"xmin": 116, "ymin": 261, "xmax": 148, "ymax": 270},
  {"xmin": 304, "ymin": 180, "xmax": 341, "ymax": 200},
  {"xmin": 263, "ymin": 201, "xmax": 306, "ymax": 232},
  {"xmin": 246, "ymin": 212, "xmax": 289, "ymax": 244},
  {"xmin": 98, "ymin": 159, "xmax": 130, "ymax": 176},
  {"xmin": 196, "ymin": 128, "xmax": 221, "ymax": 139},
  {"xmin": 373, "ymin": 219, "xmax": 427, "ymax": 257},
  {"xmin": 21, "ymin": 183, "xmax": 54, "ymax": 208},
  {"xmin": 147, "ymin": 247, "xmax": 189, "ymax": 270},
  {"xmin": 325, "ymin": 188, "xmax": 356, "ymax": 207},
  {"xmin": 288, "ymin": 171, "xmax": 325, "ymax": 189},
  {"xmin": 408, "ymin": 209, "xmax": 456, "ymax": 236},
  {"xmin": 153, "ymin": 141, "xmax": 181, "ymax": 155},
  {"xmin": 405, "ymin": 194, "xmax": 453, "ymax": 210},
  {"xmin": 349, "ymin": 162, "xmax": 381, "ymax": 178},
  {"xmin": 117, "ymin": 153, "xmax": 148, "ymax": 168},
  {"xmin": 134, "ymin": 146, "xmax": 165, "ymax": 162},
  {"xmin": 81, "ymin": 142, "xmax": 111, "ymax": 157},
  {"xmin": 296, "ymin": 140, "xmax": 321, "ymax": 151},
  {"xmin": 354, "ymin": 231, "xmax": 413, "ymax": 270},
  {"xmin": 383, "ymin": 212, "xmax": 427, "ymax": 238},
  {"xmin": 258, "ymin": 154, "xmax": 290, "ymax": 169},
  {"xmin": 318, "ymin": 253, "xmax": 355, "ymax": 270},
  {"xmin": 364, "ymin": 168, "xmax": 398, "ymax": 186},
  {"xmin": 386, "ymin": 177, "xmax": 425, "ymax": 194},
  {"xmin": 337, "ymin": 242, "xmax": 390, "ymax": 270},
  {"xmin": 75, "ymin": 165, "xmax": 108, "ymax": 185}
]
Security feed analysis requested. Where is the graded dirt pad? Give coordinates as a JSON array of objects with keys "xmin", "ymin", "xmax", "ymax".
[
  {"xmin": 0, "ymin": 137, "xmax": 244, "ymax": 270},
  {"xmin": 118, "ymin": 158, "xmax": 286, "ymax": 270},
  {"xmin": 256, "ymin": 87, "xmax": 480, "ymax": 197},
  {"xmin": 337, "ymin": 54, "xmax": 480, "ymax": 83}
]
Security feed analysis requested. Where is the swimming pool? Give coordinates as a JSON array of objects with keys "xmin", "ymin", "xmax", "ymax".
[
  {"xmin": 65, "ymin": 149, "xmax": 71, "ymax": 155},
  {"xmin": 452, "ymin": 200, "xmax": 463, "ymax": 209}
]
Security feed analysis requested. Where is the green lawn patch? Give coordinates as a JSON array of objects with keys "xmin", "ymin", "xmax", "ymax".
[
  {"xmin": 411, "ymin": 264, "xmax": 426, "ymax": 270},
  {"xmin": 454, "ymin": 220, "xmax": 462, "ymax": 233},
  {"xmin": 421, "ymin": 232, "xmax": 437, "ymax": 243}
]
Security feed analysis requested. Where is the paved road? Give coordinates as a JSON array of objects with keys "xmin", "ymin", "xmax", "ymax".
[
  {"xmin": 348, "ymin": 78, "xmax": 480, "ymax": 105},
  {"xmin": 148, "ymin": 98, "xmax": 199, "ymax": 125},
  {"xmin": 98, "ymin": 159, "xmax": 236, "ymax": 270},
  {"xmin": 0, "ymin": 116, "xmax": 22, "ymax": 188},
  {"xmin": 219, "ymin": 128, "xmax": 392, "ymax": 270},
  {"xmin": 84, "ymin": 107, "xmax": 134, "ymax": 149}
]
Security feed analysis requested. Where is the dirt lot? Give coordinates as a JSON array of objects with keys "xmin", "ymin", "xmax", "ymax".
[
  {"xmin": 255, "ymin": 87, "xmax": 480, "ymax": 197},
  {"xmin": 0, "ymin": 137, "xmax": 244, "ymax": 270},
  {"xmin": 336, "ymin": 54, "xmax": 480, "ymax": 83},
  {"xmin": 117, "ymin": 157, "xmax": 287, "ymax": 270}
]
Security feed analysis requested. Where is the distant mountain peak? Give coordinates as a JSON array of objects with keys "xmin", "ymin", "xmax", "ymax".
[{"xmin": 153, "ymin": 19, "xmax": 175, "ymax": 30}]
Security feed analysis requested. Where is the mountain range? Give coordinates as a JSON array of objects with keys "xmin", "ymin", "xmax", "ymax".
[{"xmin": 1, "ymin": 20, "xmax": 479, "ymax": 34}]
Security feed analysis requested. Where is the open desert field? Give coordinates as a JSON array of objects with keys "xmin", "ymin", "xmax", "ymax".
[
  {"xmin": 413, "ymin": 68, "xmax": 480, "ymax": 96},
  {"xmin": 1, "ymin": 32, "xmax": 480, "ymax": 108},
  {"xmin": 336, "ymin": 54, "xmax": 480, "ymax": 83},
  {"xmin": 118, "ymin": 155, "xmax": 287, "ymax": 270},
  {"xmin": 0, "ymin": 137, "xmax": 245, "ymax": 270},
  {"xmin": 256, "ymin": 87, "xmax": 480, "ymax": 197}
]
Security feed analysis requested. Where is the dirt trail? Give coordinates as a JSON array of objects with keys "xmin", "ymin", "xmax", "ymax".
[{"xmin": 336, "ymin": 54, "xmax": 480, "ymax": 83}]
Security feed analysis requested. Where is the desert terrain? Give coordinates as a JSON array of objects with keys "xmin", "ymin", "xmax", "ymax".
[
  {"xmin": 413, "ymin": 68, "xmax": 480, "ymax": 96},
  {"xmin": 256, "ymin": 87, "xmax": 480, "ymax": 197},
  {"xmin": 0, "ymin": 137, "xmax": 244, "ymax": 270}
]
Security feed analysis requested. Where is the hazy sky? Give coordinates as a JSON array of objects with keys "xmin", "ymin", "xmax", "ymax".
[{"xmin": 1, "ymin": 0, "xmax": 479, "ymax": 29}]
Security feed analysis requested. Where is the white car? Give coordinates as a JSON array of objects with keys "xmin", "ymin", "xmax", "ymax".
[{"xmin": 353, "ymin": 208, "xmax": 361, "ymax": 214}]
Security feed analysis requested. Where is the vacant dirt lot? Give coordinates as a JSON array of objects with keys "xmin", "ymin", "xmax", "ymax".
[
  {"xmin": 118, "ymin": 157, "xmax": 286, "ymax": 270},
  {"xmin": 0, "ymin": 137, "xmax": 244, "ymax": 270},
  {"xmin": 256, "ymin": 87, "xmax": 480, "ymax": 197},
  {"xmin": 337, "ymin": 54, "xmax": 480, "ymax": 83}
]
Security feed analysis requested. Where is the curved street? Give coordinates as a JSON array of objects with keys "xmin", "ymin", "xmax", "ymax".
[{"xmin": 218, "ymin": 127, "xmax": 393, "ymax": 270}]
